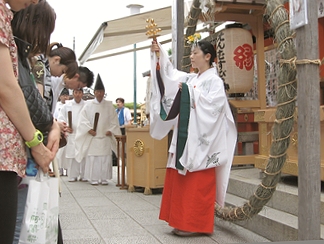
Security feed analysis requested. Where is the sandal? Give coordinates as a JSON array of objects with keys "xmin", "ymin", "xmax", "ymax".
[{"xmin": 171, "ymin": 228, "xmax": 202, "ymax": 237}]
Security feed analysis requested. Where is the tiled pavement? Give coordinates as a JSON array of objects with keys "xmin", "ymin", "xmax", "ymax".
[{"xmin": 59, "ymin": 167, "xmax": 270, "ymax": 244}]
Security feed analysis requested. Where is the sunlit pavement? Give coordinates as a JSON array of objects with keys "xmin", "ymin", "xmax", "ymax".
[{"xmin": 59, "ymin": 166, "xmax": 270, "ymax": 244}]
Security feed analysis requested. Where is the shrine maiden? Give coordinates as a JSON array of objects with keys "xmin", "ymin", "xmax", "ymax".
[{"xmin": 149, "ymin": 40, "xmax": 237, "ymax": 236}]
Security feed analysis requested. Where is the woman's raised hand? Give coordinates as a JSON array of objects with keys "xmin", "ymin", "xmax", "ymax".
[{"xmin": 151, "ymin": 41, "xmax": 159, "ymax": 53}]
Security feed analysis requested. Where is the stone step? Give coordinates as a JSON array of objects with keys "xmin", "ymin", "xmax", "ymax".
[
  {"xmin": 224, "ymin": 192, "xmax": 324, "ymax": 242},
  {"xmin": 227, "ymin": 168, "xmax": 324, "ymax": 224}
]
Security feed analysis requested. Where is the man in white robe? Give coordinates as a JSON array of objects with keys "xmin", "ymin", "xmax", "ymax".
[
  {"xmin": 75, "ymin": 74, "xmax": 121, "ymax": 185},
  {"xmin": 57, "ymin": 88, "xmax": 86, "ymax": 182}
]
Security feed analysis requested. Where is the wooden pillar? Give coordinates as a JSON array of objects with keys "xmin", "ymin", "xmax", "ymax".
[
  {"xmin": 256, "ymin": 15, "xmax": 266, "ymax": 109},
  {"xmin": 295, "ymin": 0, "xmax": 321, "ymax": 240},
  {"xmin": 172, "ymin": 0, "xmax": 184, "ymax": 69}
]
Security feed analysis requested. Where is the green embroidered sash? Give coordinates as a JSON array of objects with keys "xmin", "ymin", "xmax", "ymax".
[{"xmin": 175, "ymin": 83, "xmax": 190, "ymax": 170}]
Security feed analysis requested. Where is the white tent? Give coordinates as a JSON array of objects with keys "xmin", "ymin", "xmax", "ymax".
[
  {"xmin": 79, "ymin": 6, "xmax": 175, "ymax": 64},
  {"xmin": 78, "ymin": 1, "xmax": 270, "ymax": 64}
]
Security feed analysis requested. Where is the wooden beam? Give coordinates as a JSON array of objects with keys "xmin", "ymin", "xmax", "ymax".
[
  {"xmin": 229, "ymin": 99, "xmax": 260, "ymax": 108},
  {"xmin": 210, "ymin": 12, "xmax": 257, "ymax": 23},
  {"xmin": 255, "ymin": 14, "xmax": 266, "ymax": 109},
  {"xmin": 296, "ymin": 0, "xmax": 321, "ymax": 240},
  {"xmin": 232, "ymin": 155, "xmax": 255, "ymax": 165},
  {"xmin": 214, "ymin": 3, "xmax": 265, "ymax": 12}
]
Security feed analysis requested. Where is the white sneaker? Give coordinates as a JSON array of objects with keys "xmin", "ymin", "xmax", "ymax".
[
  {"xmin": 101, "ymin": 180, "xmax": 108, "ymax": 185},
  {"xmin": 68, "ymin": 178, "xmax": 77, "ymax": 182},
  {"xmin": 90, "ymin": 181, "xmax": 99, "ymax": 185},
  {"xmin": 80, "ymin": 177, "xmax": 88, "ymax": 182}
]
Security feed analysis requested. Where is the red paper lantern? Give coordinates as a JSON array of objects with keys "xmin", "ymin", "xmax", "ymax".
[{"xmin": 216, "ymin": 23, "xmax": 254, "ymax": 95}]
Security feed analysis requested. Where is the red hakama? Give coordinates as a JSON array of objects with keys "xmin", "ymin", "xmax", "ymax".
[{"xmin": 159, "ymin": 167, "xmax": 216, "ymax": 234}]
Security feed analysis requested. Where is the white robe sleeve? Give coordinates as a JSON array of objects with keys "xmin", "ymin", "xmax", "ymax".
[
  {"xmin": 56, "ymin": 103, "xmax": 67, "ymax": 124},
  {"xmin": 105, "ymin": 101, "xmax": 121, "ymax": 155},
  {"xmin": 74, "ymin": 103, "xmax": 94, "ymax": 162},
  {"xmin": 149, "ymin": 42, "xmax": 187, "ymax": 140}
]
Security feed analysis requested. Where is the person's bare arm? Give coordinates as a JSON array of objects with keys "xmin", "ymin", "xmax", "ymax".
[
  {"xmin": 36, "ymin": 83, "xmax": 44, "ymax": 97},
  {"xmin": 0, "ymin": 45, "xmax": 54, "ymax": 172},
  {"xmin": 45, "ymin": 120, "xmax": 61, "ymax": 155}
]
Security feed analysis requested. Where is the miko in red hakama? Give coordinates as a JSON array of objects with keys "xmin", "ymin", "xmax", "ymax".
[{"xmin": 160, "ymin": 168, "xmax": 216, "ymax": 233}]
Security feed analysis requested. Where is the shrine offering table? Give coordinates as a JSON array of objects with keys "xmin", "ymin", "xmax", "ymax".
[
  {"xmin": 126, "ymin": 126, "xmax": 168, "ymax": 194},
  {"xmin": 254, "ymin": 106, "xmax": 324, "ymax": 181}
]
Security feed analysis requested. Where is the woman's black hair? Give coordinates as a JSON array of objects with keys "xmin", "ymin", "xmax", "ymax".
[{"xmin": 197, "ymin": 40, "xmax": 216, "ymax": 66}]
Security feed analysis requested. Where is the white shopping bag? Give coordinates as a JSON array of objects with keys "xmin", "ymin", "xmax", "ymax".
[{"xmin": 19, "ymin": 170, "xmax": 59, "ymax": 244}]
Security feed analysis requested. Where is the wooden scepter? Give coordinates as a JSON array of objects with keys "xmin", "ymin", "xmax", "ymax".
[
  {"xmin": 93, "ymin": 112, "xmax": 99, "ymax": 132},
  {"xmin": 68, "ymin": 111, "xmax": 72, "ymax": 129}
]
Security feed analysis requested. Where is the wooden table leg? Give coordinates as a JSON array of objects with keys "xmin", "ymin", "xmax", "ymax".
[
  {"xmin": 115, "ymin": 137, "xmax": 121, "ymax": 187},
  {"xmin": 120, "ymin": 137, "xmax": 128, "ymax": 190}
]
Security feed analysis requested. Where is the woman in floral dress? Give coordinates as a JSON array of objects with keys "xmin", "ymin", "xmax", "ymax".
[{"xmin": 0, "ymin": 0, "xmax": 55, "ymax": 242}]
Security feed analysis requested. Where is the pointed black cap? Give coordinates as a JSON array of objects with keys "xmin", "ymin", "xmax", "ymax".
[
  {"xmin": 60, "ymin": 88, "xmax": 69, "ymax": 96},
  {"xmin": 94, "ymin": 74, "xmax": 105, "ymax": 91}
]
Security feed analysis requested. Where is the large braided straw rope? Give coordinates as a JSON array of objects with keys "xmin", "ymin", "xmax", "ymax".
[
  {"xmin": 215, "ymin": 0, "xmax": 298, "ymax": 221},
  {"xmin": 181, "ymin": 0, "xmax": 202, "ymax": 73},
  {"xmin": 215, "ymin": 0, "xmax": 324, "ymax": 220}
]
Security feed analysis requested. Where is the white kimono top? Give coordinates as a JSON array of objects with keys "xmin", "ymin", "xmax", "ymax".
[
  {"xmin": 149, "ymin": 43, "xmax": 237, "ymax": 206},
  {"xmin": 53, "ymin": 101, "xmax": 64, "ymax": 120},
  {"xmin": 50, "ymin": 75, "xmax": 66, "ymax": 114},
  {"xmin": 57, "ymin": 99, "xmax": 85, "ymax": 158},
  {"xmin": 74, "ymin": 98, "xmax": 121, "ymax": 162}
]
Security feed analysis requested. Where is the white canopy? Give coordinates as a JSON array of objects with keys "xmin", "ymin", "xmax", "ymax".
[
  {"xmin": 79, "ymin": 6, "xmax": 174, "ymax": 64},
  {"xmin": 78, "ymin": 0, "xmax": 270, "ymax": 64}
]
